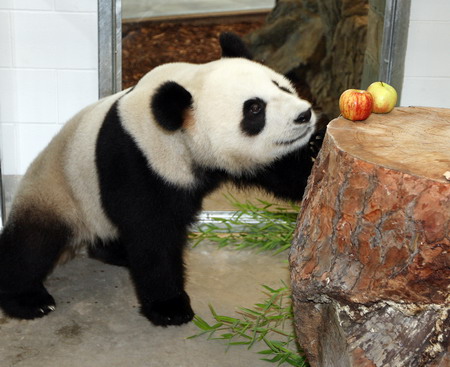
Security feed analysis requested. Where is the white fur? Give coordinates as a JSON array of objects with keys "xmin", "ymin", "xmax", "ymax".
[
  {"xmin": 10, "ymin": 57, "xmax": 316, "ymax": 251},
  {"xmin": 187, "ymin": 59, "xmax": 315, "ymax": 174},
  {"xmin": 120, "ymin": 58, "xmax": 316, "ymax": 186},
  {"xmin": 64, "ymin": 91, "xmax": 128, "ymax": 242},
  {"xmin": 118, "ymin": 64, "xmax": 202, "ymax": 187}
]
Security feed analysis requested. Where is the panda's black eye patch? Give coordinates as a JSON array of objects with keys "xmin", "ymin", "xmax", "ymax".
[
  {"xmin": 241, "ymin": 98, "xmax": 266, "ymax": 136},
  {"xmin": 272, "ymin": 80, "xmax": 293, "ymax": 94}
]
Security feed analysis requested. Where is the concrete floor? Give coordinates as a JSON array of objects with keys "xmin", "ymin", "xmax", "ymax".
[{"xmin": 0, "ymin": 242, "xmax": 290, "ymax": 367}]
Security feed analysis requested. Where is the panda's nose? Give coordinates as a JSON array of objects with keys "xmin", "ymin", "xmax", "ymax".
[{"xmin": 294, "ymin": 108, "xmax": 312, "ymax": 124}]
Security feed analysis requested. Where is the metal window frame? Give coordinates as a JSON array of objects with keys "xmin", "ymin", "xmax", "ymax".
[
  {"xmin": 98, "ymin": 0, "xmax": 122, "ymax": 98},
  {"xmin": 379, "ymin": 0, "xmax": 411, "ymax": 102}
]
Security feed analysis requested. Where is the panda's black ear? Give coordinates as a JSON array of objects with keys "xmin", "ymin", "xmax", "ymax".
[
  {"xmin": 151, "ymin": 81, "xmax": 192, "ymax": 131},
  {"xmin": 219, "ymin": 32, "xmax": 253, "ymax": 60}
]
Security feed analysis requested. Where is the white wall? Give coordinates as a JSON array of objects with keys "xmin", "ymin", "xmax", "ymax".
[
  {"xmin": 0, "ymin": 0, "xmax": 98, "ymax": 175},
  {"xmin": 400, "ymin": 0, "xmax": 450, "ymax": 108}
]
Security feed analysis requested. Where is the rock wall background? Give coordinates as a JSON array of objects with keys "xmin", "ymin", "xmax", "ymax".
[{"xmin": 246, "ymin": 0, "xmax": 370, "ymax": 121}]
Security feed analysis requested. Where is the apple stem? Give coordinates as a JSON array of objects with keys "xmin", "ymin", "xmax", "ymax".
[{"xmin": 381, "ymin": 81, "xmax": 384, "ymax": 87}]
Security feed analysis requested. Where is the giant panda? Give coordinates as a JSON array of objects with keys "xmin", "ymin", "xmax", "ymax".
[{"xmin": 0, "ymin": 33, "xmax": 316, "ymax": 326}]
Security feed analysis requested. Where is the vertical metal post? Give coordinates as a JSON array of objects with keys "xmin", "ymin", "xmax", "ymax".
[
  {"xmin": 379, "ymin": 0, "xmax": 411, "ymax": 100},
  {"xmin": 98, "ymin": 0, "xmax": 122, "ymax": 98},
  {"xmin": 0, "ymin": 159, "xmax": 4, "ymax": 228}
]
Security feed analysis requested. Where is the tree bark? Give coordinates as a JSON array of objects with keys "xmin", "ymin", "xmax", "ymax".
[{"xmin": 290, "ymin": 107, "xmax": 450, "ymax": 367}]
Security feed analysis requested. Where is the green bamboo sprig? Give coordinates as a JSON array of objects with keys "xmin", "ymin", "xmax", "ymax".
[
  {"xmin": 190, "ymin": 196, "xmax": 300, "ymax": 254},
  {"xmin": 189, "ymin": 283, "xmax": 309, "ymax": 367}
]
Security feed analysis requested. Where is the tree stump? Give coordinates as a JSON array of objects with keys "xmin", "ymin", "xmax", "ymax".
[{"xmin": 290, "ymin": 107, "xmax": 450, "ymax": 367}]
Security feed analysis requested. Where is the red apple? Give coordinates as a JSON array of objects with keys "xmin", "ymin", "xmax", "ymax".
[
  {"xmin": 339, "ymin": 89, "xmax": 373, "ymax": 121},
  {"xmin": 367, "ymin": 81, "xmax": 397, "ymax": 113}
]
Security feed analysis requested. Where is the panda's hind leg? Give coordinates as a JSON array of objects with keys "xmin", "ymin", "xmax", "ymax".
[{"xmin": 0, "ymin": 208, "xmax": 72, "ymax": 319}]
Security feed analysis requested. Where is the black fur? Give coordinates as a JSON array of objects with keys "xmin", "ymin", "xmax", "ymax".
[
  {"xmin": 238, "ymin": 147, "xmax": 314, "ymax": 202},
  {"xmin": 95, "ymin": 101, "xmax": 224, "ymax": 326},
  {"xmin": 88, "ymin": 238, "xmax": 129, "ymax": 267},
  {"xmin": 219, "ymin": 32, "xmax": 253, "ymax": 60},
  {"xmin": 93, "ymin": 102, "xmax": 313, "ymax": 326},
  {"xmin": 241, "ymin": 98, "xmax": 267, "ymax": 136},
  {"xmin": 0, "ymin": 208, "xmax": 71, "ymax": 319},
  {"xmin": 151, "ymin": 81, "xmax": 193, "ymax": 131},
  {"xmin": 272, "ymin": 80, "xmax": 294, "ymax": 95}
]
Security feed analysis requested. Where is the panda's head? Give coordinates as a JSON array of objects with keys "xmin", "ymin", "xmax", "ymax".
[{"xmin": 150, "ymin": 33, "xmax": 316, "ymax": 176}]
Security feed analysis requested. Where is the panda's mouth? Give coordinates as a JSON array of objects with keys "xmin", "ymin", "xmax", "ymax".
[{"xmin": 275, "ymin": 129, "xmax": 311, "ymax": 146}]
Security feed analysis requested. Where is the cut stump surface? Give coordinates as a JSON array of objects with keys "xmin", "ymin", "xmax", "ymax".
[{"xmin": 290, "ymin": 107, "xmax": 450, "ymax": 367}]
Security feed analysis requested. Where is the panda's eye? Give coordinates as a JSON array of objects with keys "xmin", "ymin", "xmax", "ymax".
[
  {"xmin": 244, "ymin": 99, "xmax": 265, "ymax": 117},
  {"xmin": 249, "ymin": 102, "xmax": 262, "ymax": 115}
]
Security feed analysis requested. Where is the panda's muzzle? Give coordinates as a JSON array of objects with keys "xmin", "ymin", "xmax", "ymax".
[
  {"xmin": 294, "ymin": 108, "xmax": 312, "ymax": 124},
  {"xmin": 276, "ymin": 128, "xmax": 312, "ymax": 146}
]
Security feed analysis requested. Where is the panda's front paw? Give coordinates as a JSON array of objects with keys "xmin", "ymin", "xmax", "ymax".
[{"xmin": 141, "ymin": 291, "xmax": 194, "ymax": 327}]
